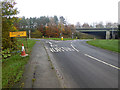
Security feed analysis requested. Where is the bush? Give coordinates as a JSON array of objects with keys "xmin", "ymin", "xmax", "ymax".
[{"xmin": 31, "ymin": 30, "xmax": 43, "ymax": 38}]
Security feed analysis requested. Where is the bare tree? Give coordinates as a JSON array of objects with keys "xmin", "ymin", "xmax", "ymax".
[{"xmin": 82, "ymin": 23, "xmax": 90, "ymax": 28}]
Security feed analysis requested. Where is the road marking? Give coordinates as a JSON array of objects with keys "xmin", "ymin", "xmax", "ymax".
[
  {"xmin": 49, "ymin": 42, "xmax": 52, "ymax": 45},
  {"xmin": 54, "ymin": 45, "xmax": 58, "ymax": 47},
  {"xmin": 67, "ymin": 47, "xmax": 74, "ymax": 51},
  {"xmin": 84, "ymin": 54, "xmax": 120, "ymax": 70},
  {"xmin": 50, "ymin": 48, "xmax": 55, "ymax": 52},
  {"xmin": 50, "ymin": 44, "xmax": 53, "ymax": 47},
  {"xmin": 49, "ymin": 47, "xmax": 76, "ymax": 53},
  {"xmin": 62, "ymin": 47, "xmax": 68, "ymax": 51},
  {"xmin": 54, "ymin": 48, "xmax": 61, "ymax": 52},
  {"xmin": 61, "ymin": 47, "xmax": 65, "ymax": 51},
  {"xmin": 71, "ymin": 44, "xmax": 79, "ymax": 52}
]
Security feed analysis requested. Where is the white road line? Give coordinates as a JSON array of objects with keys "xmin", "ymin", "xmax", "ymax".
[
  {"xmin": 54, "ymin": 45, "xmax": 58, "ymax": 47},
  {"xmin": 54, "ymin": 48, "xmax": 60, "ymax": 52},
  {"xmin": 71, "ymin": 44, "xmax": 79, "ymax": 52},
  {"xmin": 50, "ymin": 48, "xmax": 54, "ymax": 52},
  {"xmin": 84, "ymin": 54, "xmax": 120, "ymax": 70},
  {"xmin": 50, "ymin": 46, "xmax": 78, "ymax": 53},
  {"xmin": 61, "ymin": 47, "xmax": 65, "ymax": 52},
  {"xmin": 50, "ymin": 44, "xmax": 53, "ymax": 47},
  {"xmin": 61, "ymin": 47, "xmax": 67, "ymax": 51},
  {"xmin": 49, "ymin": 42, "xmax": 52, "ymax": 44},
  {"xmin": 57, "ymin": 48, "xmax": 62, "ymax": 52},
  {"xmin": 67, "ymin": 47, "xmax": 74, "ymax": 51}
]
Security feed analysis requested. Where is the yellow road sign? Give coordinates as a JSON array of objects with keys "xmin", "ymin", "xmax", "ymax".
[{"xmin": 9, "ymin": 31, "xmax": 27, "ymax": 37}]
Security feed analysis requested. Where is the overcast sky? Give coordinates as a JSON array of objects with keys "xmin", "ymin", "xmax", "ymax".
[{"xmin": 15, "ymin": 0, "xmax": 119, "ymax": 25}]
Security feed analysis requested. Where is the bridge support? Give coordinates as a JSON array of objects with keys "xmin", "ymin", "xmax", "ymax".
[{"xmin": 106, "ymin": 30, "xmax": 110, "ymax": 39}]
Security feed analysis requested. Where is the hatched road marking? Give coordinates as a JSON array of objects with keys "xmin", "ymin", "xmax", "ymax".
[
  {"xmin": 71, "ymin": 44, "xmax": 79, "ymax": 52},
  {"xmin": 48, "ymin": 41, "xmax": 119, "ymax": 70},
  {"xmin": 49, "ymin": 47, "xmax": 75, "ymax": 53}
]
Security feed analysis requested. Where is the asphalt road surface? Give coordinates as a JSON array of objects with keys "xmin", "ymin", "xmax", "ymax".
[{"xmin": 40, "ymin": 39, "xmax": 119, "ymax": 88}]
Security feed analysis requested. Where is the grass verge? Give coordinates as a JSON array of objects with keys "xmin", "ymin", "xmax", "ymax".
[
  {"xmin": 87, "ymin": 39, "xmax": 119, "ymax": 53},
  {"xmin": 2, "ymin": 38, "xmax": 36, "ymax": 88}
]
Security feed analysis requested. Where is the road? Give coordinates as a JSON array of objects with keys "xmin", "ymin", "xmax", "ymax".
[{"xmin": 39, "ymin": 39, "xmax": 119, "ymax": 88}]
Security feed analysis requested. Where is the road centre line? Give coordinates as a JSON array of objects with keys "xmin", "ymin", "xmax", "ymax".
[{"xmin": 84, "ymin": 54, "xmax": 120, "ymax": 70}]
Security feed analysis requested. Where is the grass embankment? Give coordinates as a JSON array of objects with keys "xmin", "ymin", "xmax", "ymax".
[
  {"xmin": 2, "ymin": 38, "xmax": 36, "ymax": 88},
  {"xmin": 87, "ymin": 39, "xmax": 119, "ymax": 53},
  {"xmin": 44, "ymin": 38, "xmax": 76, "ymax": 41}
]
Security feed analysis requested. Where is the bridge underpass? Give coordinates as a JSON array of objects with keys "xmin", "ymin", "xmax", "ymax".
[{"xmin": 76, "ymin": 28, "xmax": 118, "ymax": 39}]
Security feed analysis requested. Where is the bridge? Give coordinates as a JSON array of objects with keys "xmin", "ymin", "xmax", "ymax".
[{"xmin": 76, "ymin": 28, "xmax": 118, "ymax": 39}]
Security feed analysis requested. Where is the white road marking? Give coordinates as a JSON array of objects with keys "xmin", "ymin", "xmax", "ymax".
[
  {"xmin": 71, "ymin": 44, "xmax": 79, "ymax": 52},
  {"xmin": 49, "ymin": 42, "xmax": 52, "ymax": 45},
  {"xmin": 67, "ymin": 47, "xmax": 74, "ymax": 51},
  {"xmin": 63, "ymin": 47, "xmax": 69, "ymax": 51},
  {"xmin": 50, "ymin": 48, "xmax": 54, "ymax": 52},
  {"xmin": 49, "ymin": 47, "xmax": 76, "ymax": 53},
  {"xmin": 57, "ymin": 48, "xmax": 62, "ymax": 52},
  {"xmin": 50, "ymin": 44, "xmax": 53, "ymax": 47},
  {"xmin": 84, "ymin": 54, "xmax": 120, "ymax": 70},
  {"xmin": 61, "ymin": 47, "xmax": 65, "ymax": 52},
  {"xmin": 54, "ymin": 48, "xmax": 60, "ymax": 52},
  {"xmin": 54, "ymin": 45, "xmax": 58, "ymax": 47}
]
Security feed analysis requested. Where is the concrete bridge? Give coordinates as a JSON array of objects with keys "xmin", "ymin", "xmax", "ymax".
[{"xmin": 76, "ymin": 28, "xmax": 118, "ymax": 39}]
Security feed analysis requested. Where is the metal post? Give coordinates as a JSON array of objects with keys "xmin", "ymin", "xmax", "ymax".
[
  {"xmin": 29, "ymin": 30, "xmax": 31, "ymax": 39},
  {"xmin": 112, "ymin": 26, "xmax": 115, "ymax": 39},
  {"xmin": 25, "ymin": 37, "xmax": 28, "ymax": 53},
  {"xmin": 72, "ymin": 33, "xmax": 74, "ymax": 39},
  {"xmin": 60, "ymin": 33, "xmax": 62, "ymax": 38},
  {"xmin": 106, "ymin": 30, "xmax": 110, "ymax": 39},
  {"xmin": 61, "ymin": 24, "xmax": 62, "ymax": 38}
]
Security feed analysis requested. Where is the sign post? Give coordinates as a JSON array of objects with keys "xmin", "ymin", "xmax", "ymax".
[{"xmin": 29, "ymin": 30, "xmax": 31, "ymax": 39}]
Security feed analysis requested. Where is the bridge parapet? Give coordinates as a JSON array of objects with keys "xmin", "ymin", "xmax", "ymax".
[{"xmin": 76, "ymin": 28, "xmax": 118, "ymax": 39}]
